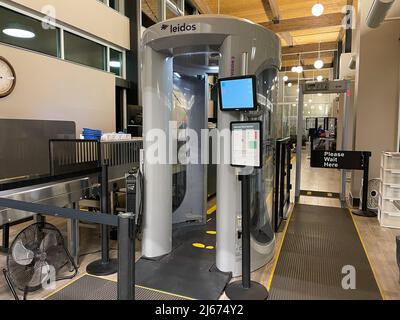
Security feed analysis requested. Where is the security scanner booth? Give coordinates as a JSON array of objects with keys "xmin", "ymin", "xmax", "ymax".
[
  {"xmin": 141, "ymin": 14, "xmax": 281, "ymax": 298},
  {"xmin": 295, "ymin": 80, "xmax": 350, "ymax": 203}
]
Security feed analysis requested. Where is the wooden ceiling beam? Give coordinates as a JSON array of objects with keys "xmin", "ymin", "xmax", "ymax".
[
  {"xmin": 281, "ymin": 63, "xmax": 334, "ymax": 72},
  {"xmin": 282, "ymin": 41, "xmax": 338, "ymax": 55},
  {"xmin": 189, "ymin": 0, "xmax": 213, "ymax": 14},
  {"xmin": 280, "ymin": 32, "xmax": 294, "ymax": 47},
  {"xmin": 261, "ymin": 13, "xmax": 344, "ymax": 33},
  {"xmin": 262, "ymin": 1, "xmax": 294, "ymax": 47},
  {"xmin": 283, "ymin": 51, "xmax": 335, "ymax": 61},
  {"xmin": 261, "ymin": 0, "xmax": 280, "ymax": 22}
]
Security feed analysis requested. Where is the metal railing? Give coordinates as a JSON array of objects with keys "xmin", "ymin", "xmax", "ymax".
[
  {"xmin": 0, "ymin": 197, "xmax": 136, "ymax": 300},
  {"xmin": 273, "ymin": 138, "xmax": 293, "ymax": 232},
  {"xmin": 49, "ymin": 139, "xmax": 143, "ymax": 175}
]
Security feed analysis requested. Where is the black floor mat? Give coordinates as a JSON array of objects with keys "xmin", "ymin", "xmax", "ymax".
[
  {"xmin": 135, "ymin": 212, "xmax": 231, "ymax": 300},
  {"xmin": 46, "ymin": 275, "xmax": 188, "ymax": 300},
  {"xmin": 269, "ymin": 204, "xmax": 382, "ymax": 300}
]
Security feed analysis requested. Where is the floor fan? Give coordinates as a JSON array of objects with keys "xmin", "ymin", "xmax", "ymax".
[{"xmin": 2, "ymin": 222, "xmax": 78, "ymax": 300}]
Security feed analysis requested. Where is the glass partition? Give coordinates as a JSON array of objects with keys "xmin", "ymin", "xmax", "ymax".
[{"xmin": 247, "ymin": 67, "xmax": 279, "ymax": 245}]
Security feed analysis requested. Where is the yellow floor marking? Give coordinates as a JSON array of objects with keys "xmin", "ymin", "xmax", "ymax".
[
  {"xmin": 347, "ymin": 209, "xmax": 386, "ymax": 300},
  {"xmin": 46, "ymin": 273, "xmax": 195, "ymax": 301},
  {"xmin": 135, "ymin": 284, "xmax": 195, "ymax": 300},
  {"xmin": 207, "ymin": 205, "xmax": 217, "ymax": 215},
  {"xmin": 266, "ymin": 204, "xmax": 295, "ymax": 291},
  {"xmin": 206, "ymin": 231, "xmax": 217, "ymax": 235},
  {"xmin": 206, "ymin": 246, "xmax": 215, "ymax": 250},
  {"xmin": 192, "ymin": 243, "xmax": 206, "ymax": 249}
]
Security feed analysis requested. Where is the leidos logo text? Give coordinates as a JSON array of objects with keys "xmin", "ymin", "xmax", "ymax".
[{"xmin": 161, "ymin": 23, "xmax": 197, "ymax": 33}]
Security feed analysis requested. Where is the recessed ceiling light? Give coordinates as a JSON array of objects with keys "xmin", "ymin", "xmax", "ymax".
[
  {"xmin": 110, "ymin": 61, "xmax": 121, "ymax": 68},
  {"xmin": 312, "ymin": 2, "xmax": 324, "ymax": 17},
  {"xmin": 2, "ymin": 28, "xmax": 35, "ymax": 39},
  {"xmin": 283, "ymin": 75, "xmax": 289, "ymax": 82},
  {"xmin": 317, "ymin": 75, "xmax": 323, "ymax": 82},
  {"xmin": 291, "ymin": 66, "xmax": 297, "ymax": 73},
  {"xmin": 288, "ymin": 82, "xmax": 293, "ymax": 87}
]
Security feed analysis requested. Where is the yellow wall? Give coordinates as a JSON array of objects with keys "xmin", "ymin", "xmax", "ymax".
[
  {"xmin": 0, "ymin": 43, "xmax": 116, "ymax": 135},
  {"xmin": 6, "ymin": 0, "xmax": 130, "ymax": 49}
]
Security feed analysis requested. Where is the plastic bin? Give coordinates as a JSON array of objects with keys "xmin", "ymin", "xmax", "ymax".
[
  {"xmin": 379, "ymin": 210, "xmax": 400, "ymax": 229},
  {"xmin": 379, "ymin": 197, "xmax": 400, "ymax": 215},
  {"xmin": 381, "ymin": 168, "xmax": 400, "ymax": 185},
  {"xmin": 381, "ymin": 152, "xmax": 400, "ymax": 170},
  {"xmin": 380, "ymin": 183, "xmax": 400, "ymax": 199}
]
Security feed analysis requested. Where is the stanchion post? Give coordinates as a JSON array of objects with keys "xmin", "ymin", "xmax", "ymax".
[
  {"xmin": 1, "ymin": 223, "xmax": 9, "ymax": 253},
  {"xmin": 86, "ymin": 164, "xmax": 118, "ymax": 275},
  {"xmin": 352, "ymin": 152, "xmax": 376, "ymax": 217},
  {"xmin": 117, "ymin": 212, "xmax": 136, "ymax": 301},
  {"xmin": 225, "ymin": 173, "xmax": 269, "ymax": 300},
  {"xmin": 241, "ymin": 175, "xmax": 251, "ymax": 289},
  {"xmin": 101, "ymin": 164, "xmax": 110, "ymax": 263},
  {"xmin": 361, "ymin": 152, "xmax": 371, "ymax": 212}
]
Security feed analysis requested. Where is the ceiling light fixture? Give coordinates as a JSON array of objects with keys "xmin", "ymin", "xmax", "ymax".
[
  {"xmin": 288, "ymin": 82, "xmax": 293, "ymax": 87},
  {"xmin": 314, "ymin": 41, "xmax": 324, "ymax": 69},
  {"xmin": 314, "ymin": 59, "xmax": 324, "ymax": 69},
  {"xmin": 283, "ymin": 75, "xmax": 289, "ymax": 82},
  {"xmin": 296, "ymin": 65, "xmax": 303, "ymax": 73},
  {"xmin": 2, "ymin": 28, "xmax": 35, "ymax": 39},
  {"xmin": 312, "ymin": 2, "xmax": 324, "ymax": 17},
  {"xmin": 317, "ymin": 75, "xmax": 323, "ymax": 82}
]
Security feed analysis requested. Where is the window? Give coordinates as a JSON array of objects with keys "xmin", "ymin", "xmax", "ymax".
[
  {"xmin": 0, "ymin": 5, "xmax": 126, "ymax": 77},
  {"xmin": 109, "ymin": 48, "xmax": 122, "ymax": 76},
  {"xmin": 64, "ymin": 31, "xmax": 106, "ymax": 70},
  {"xmin": 99, "ymin": 0, "xmax": 123, "ymax": 13},
  {"xmin": 0, "ymin": 6, "xmax": 60, "ymax": 57},
  {"xmin": 109, "ymin": 0, "xmax": 120, "ymax": 11}
]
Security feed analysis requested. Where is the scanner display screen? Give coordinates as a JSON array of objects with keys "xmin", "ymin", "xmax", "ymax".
[{"xmin": 219, "ymin": 76, "xmax": 257, "ymax": 111}]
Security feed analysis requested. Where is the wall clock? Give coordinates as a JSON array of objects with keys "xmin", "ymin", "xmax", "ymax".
[{"xmin": 0, "ymin": 57, "xmax": 16, "ymax": 98}]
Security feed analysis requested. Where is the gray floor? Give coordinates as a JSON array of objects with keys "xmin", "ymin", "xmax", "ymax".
[{"xmin": 269, "ymin": 204, "xmax": 382, "ymax": 300}]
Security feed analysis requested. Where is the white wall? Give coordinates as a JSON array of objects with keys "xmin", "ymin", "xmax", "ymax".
[
  {"xmin": 350, "ymin": 0, "xmax": 400, "ymax": 194},
  {"xmin": 4, "ymin": 0, "xmax": 130, "ymax": 49},
  {"xmin": 0, "ymin": 43, "xmax": 116, "ymax": 135}
]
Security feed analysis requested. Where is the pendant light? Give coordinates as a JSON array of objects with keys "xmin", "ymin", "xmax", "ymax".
[
  {"xmin": 314, "ymin": 41, "xmax": 324, "ymax": 69},
  {"xmin": 312, "ymin": 1, "xmax": 324, "ymax": 17}
]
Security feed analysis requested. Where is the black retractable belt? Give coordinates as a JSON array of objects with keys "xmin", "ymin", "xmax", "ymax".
[{"xmin": 86, "ymin": 164, "xmax": 118, "ymax": 276}]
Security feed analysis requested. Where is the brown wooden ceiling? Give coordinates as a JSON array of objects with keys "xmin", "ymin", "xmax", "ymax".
[{"xmin": 142, "ymin": 0, "xmax": 358, "ymax": 74}]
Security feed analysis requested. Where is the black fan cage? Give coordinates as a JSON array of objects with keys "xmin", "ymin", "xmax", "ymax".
[{"xmin": 6, "ymin": 222, "xmax": 75, "ymax": 292}]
